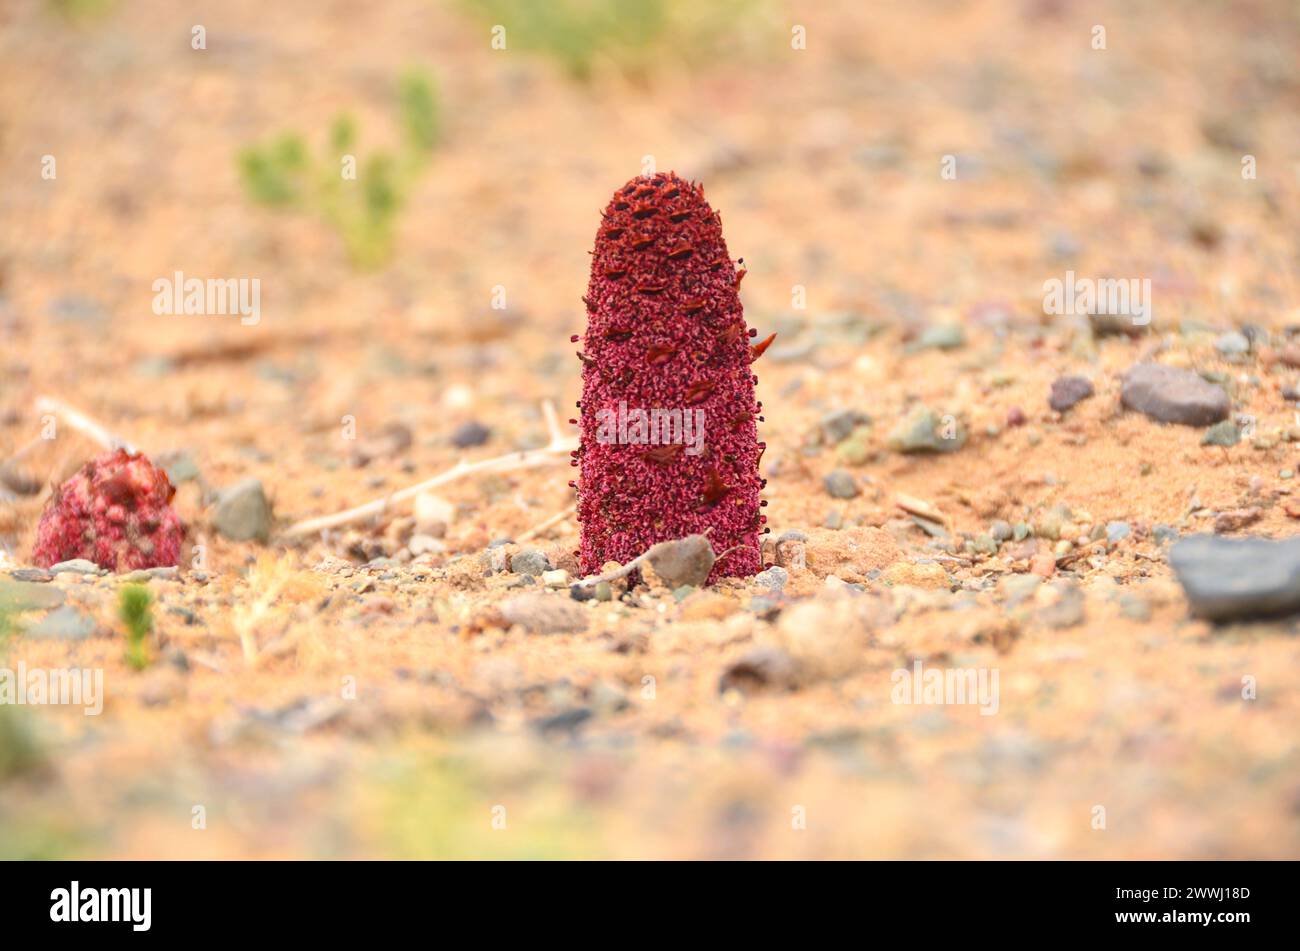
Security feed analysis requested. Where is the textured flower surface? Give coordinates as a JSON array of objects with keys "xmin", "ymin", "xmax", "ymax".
[
  {"xmin": 575, "ymin": 172, "xmax": 768, "ymax": 581},
  {"xmin": 32, "ymin": 449, "xmax": 184, "ymax": 571}
]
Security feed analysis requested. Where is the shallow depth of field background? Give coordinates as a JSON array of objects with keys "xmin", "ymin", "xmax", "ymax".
[{"xmin": 1, "ymin": 0, "xmax": 1298, "ymax": 858}]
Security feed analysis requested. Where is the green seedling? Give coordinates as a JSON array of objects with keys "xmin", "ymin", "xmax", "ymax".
[
  {"xmin": 458, "ymin": 0, "xmax": 766, "ymax": 82},
  {"xmin": 238, "ymin": 70, "xmax": 440, "ymax": 268},
  {"xmin": 118, "ymin": 584, "xmax": 153, "ymax": 671}
]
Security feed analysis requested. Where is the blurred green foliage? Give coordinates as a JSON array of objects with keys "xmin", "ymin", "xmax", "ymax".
[
  {"xmin": 459, "ymin": 0, "xmax": 770, "ymax": 81},
  {"xmin": 369, "ymin": 750, "xmax": 606, "ymax": 859},
  {"xmin": 118, "ymin": 583, "xmax": 153, "ymax": 671},
  {"xmin": 238, "ymin": 71, "xmax": 441, "ymax": 269},
  {"xmin": 0, "ymin": 705, "xmax": 44, "ymax": 782},
  {"xmin": 48, "ymin": 0, "xmax": 114, "ymax": 19}
]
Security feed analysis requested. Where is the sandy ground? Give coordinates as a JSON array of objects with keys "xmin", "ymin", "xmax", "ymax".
[{"xmin": 1, "ymin": 0, "xmax": 1299, "ymax": 858}]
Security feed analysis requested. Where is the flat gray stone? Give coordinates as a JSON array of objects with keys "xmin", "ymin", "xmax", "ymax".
[
  {"xmin": 49, "ymin": 559, "xmax": 103, "ymax": 575},
  {"xmin": 0, "ymin": 578, "xmax": 66, "ymax": 612},
  {"xmin": 1121, "ymin": 364, "xmax": 1230, "ymax": 426},
  {"xmin": 26, "ymin": 606, "xmax": 98, "ymax": 641},
  {"xmin": 1169, "ymin": 534, "xmax": 1300, "ymax": 621},
  {"xmin": 500, "ymin": 593, "xmax": 588, "ymax": 635}
]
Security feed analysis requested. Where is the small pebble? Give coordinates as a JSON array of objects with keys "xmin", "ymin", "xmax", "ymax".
[
  {"xmin": 450, "ymin": 421, "xmax": 491, "ymax": 448},
  {"xmin": 510, "ymin": 548, "xmax": 552, "ymax": 577},
  {"xmin": 1105, "ymin": 521, "xmax": 1132, "ymax": 545},
  {"xmin": 823, "ymin": 469, "xmax": 859, "ymax": 499},
  {"xmin": 1048, "ymin": 376, "xmax": 1095, "ymax": 413},
  {"xmin": 1201, "ymin": 420, "xmax": 1240, "ymax": 447}
]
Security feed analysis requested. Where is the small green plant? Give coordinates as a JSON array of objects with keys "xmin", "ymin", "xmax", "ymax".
[
  {"xmin": 0, "ymin": 604, "xmax": 17, "ymax": 646},
  {"xmin": 0, "ymin": 706, "xmax": 45, "ymax": 782},
  {"xmin": 238, "ymin": 70, "xmax": 440, "ymax": 268},
  {"xmin": 48, "ymin": 0, "xmax": 114, "ymax": 19},
  {"xmin": 118, "ymin": 584, "xmax": 153, "ymax": 671},
  {"xmin": 458, "ymin": 0, "xmax": 770, "ymax": 82}
]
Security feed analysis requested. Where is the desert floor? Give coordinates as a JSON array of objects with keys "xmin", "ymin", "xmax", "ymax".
[{"xmin": 1, "ymin": 0, "xmax": 1298, "ymax": 858}]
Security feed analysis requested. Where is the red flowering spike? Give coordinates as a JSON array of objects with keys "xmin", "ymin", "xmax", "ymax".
[
  {"xmin": 576, "ymin": 172, "xmax": 762, "ymax": 581},
  {"xmin": 32, "ymin": 449, "xmax": 185, "ymax": 572}
]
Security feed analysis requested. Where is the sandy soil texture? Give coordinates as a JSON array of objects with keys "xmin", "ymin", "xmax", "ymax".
[{"xmin": 1, "ymin": 0, "xmax": 1299, "ymax": 859}]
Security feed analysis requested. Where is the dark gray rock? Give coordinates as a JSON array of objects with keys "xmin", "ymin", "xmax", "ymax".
[
  {"xmin": 820, "ymin": 408, "xmax": 871, "ymax": 445},
  {"xmin": 1121, "ymin": 364, "xmax": 1230, "ymax": 426},
  {"xmin": 531, "ymin": 707, "xmax": 592, "ymax": 735},
  {"xmin": 1169, "ymin": 534, "xmax": 1300, "ymax": 621},
  {"xmin": 823, "ymin": 469, "xmax": 859, "ymax": 499},
  {"xmin": 212, "ymin": 478, "xmax": 272, "ymax": 542},
  {"xmin": 158, "ymin": 450, "xmax": 201, "ymax": 485},
  {"xmin": 26, "ymin": 606, "xmax": 98, "ymax": 641},
  {"xmin": 450, "ymin": 421, "xmax": 491, "ymax": 448},
  {"xmin": 1153, "ymin": 524, "xmax": 1179, "ymax": 545},
  {"xmin": 510, "ymin": 548, "xmax": 551, "ymax": 577},
  {"xmin": 1048, "ymin": 375, "xmax": 1095, "ymax": 413}
]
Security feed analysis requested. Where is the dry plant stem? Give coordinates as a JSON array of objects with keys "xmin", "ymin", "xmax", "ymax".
[
  {"xmin": 33, "ymin": 396, "xmax": 137, "ymax": 453},
  {"xmin": 516, "ymin": 503, "xmax": 576, "ymax": 544},
  {"xmin": 575, "ymin": 554, "xmax": 649, "ymax": 587},
  {"xmin": 282, "ymin": 401, "xmax": 577, "ymax": 539}
]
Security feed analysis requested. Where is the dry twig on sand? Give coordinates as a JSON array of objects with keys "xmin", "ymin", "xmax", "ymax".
[
  {"xmin": 282, "ymin": 400, "xmax": 577, "ymax": 539},
  {"xmin": 516, "ymin": 503, "xmax": 577, "ymax": 544},
  {"xmin": 33, "ymin": 396, "xmax": 136, "ymax": 453}
]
